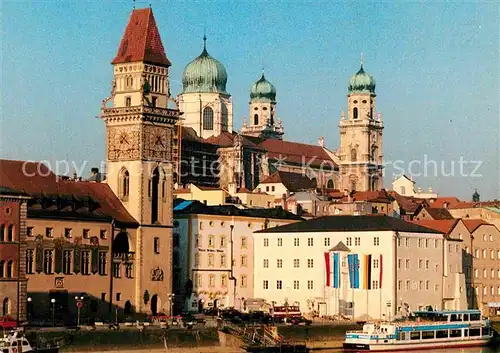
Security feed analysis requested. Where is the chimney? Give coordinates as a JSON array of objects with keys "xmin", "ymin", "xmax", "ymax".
[{"xmin": 318, "ymin": 136, "xmax": 325, "ymax": 148}]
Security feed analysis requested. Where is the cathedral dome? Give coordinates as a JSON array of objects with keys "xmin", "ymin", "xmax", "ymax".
[
  {"xmin": 348, "ymin": 64, "xmax": 376, "ymax": 94},
  {"xmin": 182, "ymin": 38, "xmax": 228, "ymax": 94},
  {"xmin": 250, "ymin": 73, "xmax": 276, "ymax": 102}
]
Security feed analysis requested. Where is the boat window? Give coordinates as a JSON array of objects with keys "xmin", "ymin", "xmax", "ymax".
[
  {"xmin": 398, "ymin": 332, "xmax": 405, "ymax": 340},
  {"xmin": 450, "ymin": 329, "xmax": 462, "ymax": 338},
  {"xmin": 422, "ymin": 331, "xmax": 435, "ymax": 339},
  {"xmin": 470, "ymin": 313, "xmax": 480, "ymax": 321},
  {"xmin": 410, "ymin": 332, "xmax": 420, "ymax": 340},
  {"xmin": 469, "ymin": 329, "xmax": 481, "ymax": 337},
  {"xmin": 436, "ymin": 330, "xmax": 448, "ymax": 339},
  {"xmin": 463, "ymin": 314, "xmax": 469, "ymax": 321},
  {"xmin": 482, "ymin": 328, "xmax": 490, "ymax": 336},
  {"xmin": 450, "ymin": 314, "xmax": 459, "ymax": 321}
]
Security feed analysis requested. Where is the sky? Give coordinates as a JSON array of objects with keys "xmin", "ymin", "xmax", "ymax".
[{"xmin": 1, "ymin": 1, "xmax": 499, "ymax": 200}]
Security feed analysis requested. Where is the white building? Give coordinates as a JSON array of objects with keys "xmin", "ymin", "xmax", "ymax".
[
  {"xmin": 392, "ymin": 175, "xmax": 438, "ymax": 199},
  {"xmin": 253, "ymin": 215, "xmax": 466, "ymax": 320},
  {"xmin": 172, "ymin": 200, "xmax": 303, "ymax": 313}
]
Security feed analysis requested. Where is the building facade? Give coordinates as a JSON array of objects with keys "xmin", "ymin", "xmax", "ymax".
[
  {"xmin": 0, "ymin": 188, "xmax": 29, "ymax": 322},
  {"xmin": 172, "ymin": 200, "xmax": 302, "ymax": 313},
  {"xmin": 253, "ymin": 215, "xmax": 466, "ymax": 320}
]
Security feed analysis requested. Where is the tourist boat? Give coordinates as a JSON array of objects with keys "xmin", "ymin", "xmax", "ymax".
[
  {"xmin": 0, "ymin": 329, "xmax": 59, "ymax": 353},
  {"xmin": 343, "ymin": 309, "xmax": 497, "ymax": 351}
]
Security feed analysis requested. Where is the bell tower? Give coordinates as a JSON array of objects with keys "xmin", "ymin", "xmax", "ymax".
[
  {"xmin": 101, "ymin": 8, "xmax": 179, "ymax": 315},
  {"xmin": 338, "ymin": 59, "xmax": 383, "ymax": 192}
]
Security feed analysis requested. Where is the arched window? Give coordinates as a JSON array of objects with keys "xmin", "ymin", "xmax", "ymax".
[
  {"xmin": 6, "ymin": 261, "xmax": 12, "ymax": 278},
  {"xmin": 351, "ymin": 149, "xmax": 357, "ymax": 161},
  {"xmin": 351, "ymin": 181, "xmax": 357, "ymax": 192},
  {"xmin": 120, "ymin": 168, "xmax": 129, "ymax": 199},
  {"xmin": 7, "ymin": 225, "xmax": 13, "ymax": 242},
  {"xmin": 400, "ymin": 186, "xmax": 406, "ymax": 195},
  {"xmin": 371, "ymin": 178, "xmax": 378, "ymax": 191},
  {"xmin": 370, "ymin": 107, "xmax": 373, "ymax": 119},
  {"xmin": 151, "ymin": 168, "xmax": 160, "ymax": 224},
  {"xmin": 327, "ymin": 180, "xmax": 334, "ymax": 189},
  {"xmin": 371, "ymin": 146, "xmax": 378, "ymax": 161},
  {"xmin": 353, "ymin": 107, "xmax": 358, "ymax": 119},
  {"xmin": 2, "ymin": 298, "xmax": 9, "ymax": 316},
  {"xmin": 0, "ymin": 224, "xmax": 4, "ymax": 242},
  {"xmin": 203, "ymin": 107, "xmax": 214, "ymax": 130},
  {"xmin": 221, "ymin": 103, "xmax": 229, "ymax": 131},
  {"xmin": 254, "ymin": 114, "xmax": 259, "ymax": 125},
  {"xmin": 0, "ymin": 261, "xmax": 4, "ymax": 278}
]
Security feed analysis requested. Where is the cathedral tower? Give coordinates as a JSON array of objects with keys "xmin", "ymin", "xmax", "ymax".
[
  {"xmin": 241, "ymin": 72, "xmax": 283, "ymax": 139},
  {"xmin": 177, "ymin": 37, "xmax": 233, "ymax": 139},
  {"xmin": 101, "ymin": 8, "xmax": 179, "ymax": 315},
  {"xmin": 338, "ymin": 61, "xmax": 383, "ymax": 192}
]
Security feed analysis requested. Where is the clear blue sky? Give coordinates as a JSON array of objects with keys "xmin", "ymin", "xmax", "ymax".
[{"xmin": 2, "ymin": 1, "xmax": 498, "ymax": 200}]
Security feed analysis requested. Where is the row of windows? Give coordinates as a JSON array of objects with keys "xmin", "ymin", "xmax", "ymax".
[
  {"xmin": 194, "ymin": 253, "xmax": 248, "ymax": 268},
  {"xmin": 0, "ymin": 224, "xmax": 14, "ymax": 242},
  {"xmin": 473, "ymin": 268, "xmax": 500, "ymax": 279},
  {"xmin": 26, "ymin": 227, "xmax": 107, "ymax": 240},
  {"xmin": 471, "ymin": 248, "xmax": 500, "ymax": 260},
  {"xmin": 397, "ymin": 237, "xmax": 441, "ymax": 249},
  {"xmin": 263, "ymin": 258, "xmax": 315, "ymax": 269},
  {"xmin": 0, "ymin": 261, "xmax": 15, "ymax": 278},
  {"xmin": 474, "ymin": 285, "xmax": 500, "ymax": 296},
  {"xmin": 263, "ymin": 280, "xmax": 314, "ymax": 290},
  {"xmin": 25, "ymin": 249, "xmax": 117, "ymax": 277},
  {"xmin": 481, "ymin": 234, "xmax": 495, "ymax": 242},
  {"xmin": 398, "ymin": 280, "xmax": 437, "ymax": 292},
  {"xmin": 398, "ymin": 258, "xmax": 442, "ymax": 272},
  {"xmin": 195, "ymin": 273, "xmax": 246, "ymax": 288},
  {"xmin": 195, "ymin": 234, "xmax": 230, "ymax": 248}
]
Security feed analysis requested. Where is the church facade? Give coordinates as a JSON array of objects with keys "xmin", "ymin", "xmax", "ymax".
[{"xmin": 175, "ymin": 35, "xmax": 384, "ymax": 194}]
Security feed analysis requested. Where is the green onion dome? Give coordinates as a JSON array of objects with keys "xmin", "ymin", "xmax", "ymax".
[
  {"xmin": 250, "ymin": 73, "xmax": 276, "ymax": 102},
  {"xmin": 182, "ymin": 38, "xmax": 228, "ymax": 94},
  {"xmin": 348, "ymin": 64, "xmax": 376, "ymax": 94}
]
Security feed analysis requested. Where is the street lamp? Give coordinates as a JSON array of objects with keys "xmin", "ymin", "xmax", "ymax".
[
  {"xmin": 75, "ymin": 296, "xmax": 84, "ymax": 327},
  {"xmin": 50, "ymin": 298, "xmax": 56, "ymax": 326},
  {"xmin": 168, "ymin": 293, "xmax": 175, "ymax": 317},
  {"xmin": 27, "ymin": 297, "xmax": 32, "ymax": 322}
]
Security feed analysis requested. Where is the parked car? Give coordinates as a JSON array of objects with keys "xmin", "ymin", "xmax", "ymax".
[
  {"xmin": 289, "ymin": 316, "xmax": 312, "ymax": 326},
  {"xmin": 0, "ymin": 316, "xmax": 17, "ymax": 329}
]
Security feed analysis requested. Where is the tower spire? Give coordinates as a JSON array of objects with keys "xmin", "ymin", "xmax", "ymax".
[
  {"xmin": 203, "ymin": 28, "xmax": 207, "ymax": 51},
  {"xmin": 360, "ymin": 52, "xmax": 364, "ymax": 67},
  {"xmin": 133, "ymin": 0, "xmax": 135, "ymax": 9}
]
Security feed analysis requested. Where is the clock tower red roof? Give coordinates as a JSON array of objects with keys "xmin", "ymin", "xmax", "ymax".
[{"xmin": 112, "ymin": 8, "xmax": 171, "ymax": 67}]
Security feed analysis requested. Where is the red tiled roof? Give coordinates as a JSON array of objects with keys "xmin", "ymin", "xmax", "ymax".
[
  {"xmin": 204, "ymin": 132, "xmax": 261, "ymax": 149},
  {"xmin": 236, "ymin": 187, "xmax": 253, "ymax": 193},
  {"xmin": 174, "ymin": 188, "xmax": 191, "ymax": 194},
  {"xmin": 462, "ymin": 219, "xmax": 491, "ymax": 233},
  {"xmin": 112, "ymin": 8, "xmax": 171, "ymax": 66},
  {"xmin": 429, "ymin": 197, "xmax": 461, "ymax": 208},
  {"xmin": 389, "ymin": 191, "xmax": 428, "ymax": 213},
  {"xmin": 447, "ymin": 201, "xmax": 500, "ymax": 209},
  {"xmin": 258, "ymin": 139, "xmax": 336, "ymax": 168},
  {"xmin": 410, "ymin": 219, "xmax": 459, "ymax": 236},
  {"xmin": 260, "ymin": 171, "xmax": 316, "ymax": 192},
  {"xmin": 421, "ymin": 207, "xmax": 454, "ymax": 220},
  {"xmin": 0, "ymin": 159, "xmax": 137, "ymax": 226}
]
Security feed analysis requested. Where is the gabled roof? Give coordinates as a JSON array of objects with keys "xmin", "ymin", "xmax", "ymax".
[
  {"xmin": 462, "ymin": 219, "xmax": 492, "ymax": 233},
  {"xmin": 329, "ymin": 241, "xmax": 350, "ymax": 252},
  {"xmin": 255, "ymin": 214, "xmax": 443, "ymax": 234},
  {"xmin": 259, "ymin": 171, "xmax": 316, "ymax": 192},
  {"xmin": 112, "ymin": 8, "xmax": 171, "ymax": 66},
  {"xmin": 330, "ymin": 190, "xmax": 393, "ymax": 204},
  {"xmin": 410, "ymin": 219, "xmax": 460, "ymax": 236},
  {"xmin": 0, "ymin": 159, "xmax": 138, "ymax": 226},
  {"xmin": 389, "ymin": 191, "xmax": 428, "ymax": 213},
  {"xmin": 257, "ymin": 139, "xmax": 337, "ymax": 169},
  {"xmin": 422, "ymin": 207, "xmax": 454, "ymax": 220}
]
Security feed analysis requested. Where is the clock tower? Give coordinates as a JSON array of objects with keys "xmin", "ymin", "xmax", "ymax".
[{"xmin": 101, "ymin": 8, "xmax": 180, "ymax": 315}]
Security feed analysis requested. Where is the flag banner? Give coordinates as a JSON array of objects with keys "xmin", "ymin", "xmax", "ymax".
[
  {"xmin": 324, "ymin": 252, "xmax": 331, "ymax": 287},
  {"xmin": 379, "ymin": 254, "xmax": 383, "ymax": 289},
  {"xmin": 348, "ymin": 254, "xmax": 354, "ymax": 288},
  {"xmin": 333, "ymin": 253, "xmax": 340, "ymax": 288},
  {"xmin": 353, "ymin": 254, "xmax": 360, "ymax": 289},
  {"xmin": 364, "ymin": 254, "xmax": 372, "ymax": 289}
]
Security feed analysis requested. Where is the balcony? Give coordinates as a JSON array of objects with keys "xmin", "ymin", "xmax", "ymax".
[{"xmin": 113, "ymin": 252, "xmax": 135, "ymax": 262}]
